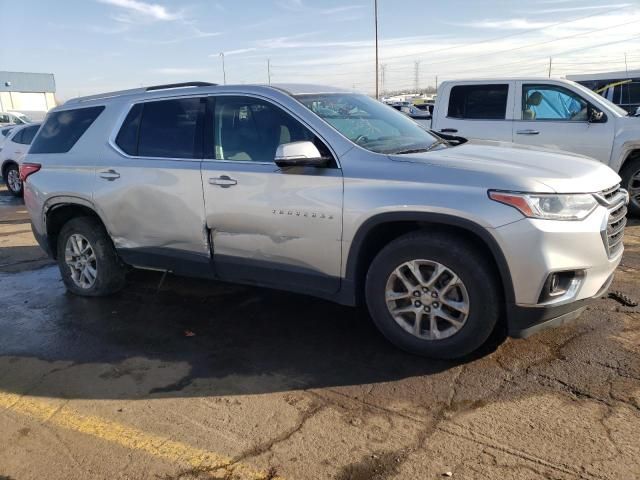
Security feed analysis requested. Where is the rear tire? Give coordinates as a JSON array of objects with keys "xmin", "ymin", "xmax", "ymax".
[
  {"xmin": 620, "ymin": 157, "xmax": 640, "ymax": 216},
  {"xmin": 4, "ymin": 163, "xmax": 23, "ymax": 197},
  {"xmin": 365, "ymin": 231, "xmax": 501, "ymax": 359},
  {"xmin": 57, "ymin": 216, "xmax": 127, "ymax": 296}
]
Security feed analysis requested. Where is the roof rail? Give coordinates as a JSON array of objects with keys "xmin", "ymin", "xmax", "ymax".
[
  {"xmin": 64, "ymin": 81, "xmax": 217, "ymax": 106},
  {"xmin": 146, "ymin": 81, "xmax": 216, "ymax": 91}
]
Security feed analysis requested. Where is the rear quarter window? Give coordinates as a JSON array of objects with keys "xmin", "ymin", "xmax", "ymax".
[
  {"xmin": 447, "ymin": 84, "xmax": 509, "ymax": 120},
  {"xmin": 30, "ymin": 106, "xmax": 105, "ymax": 154}
]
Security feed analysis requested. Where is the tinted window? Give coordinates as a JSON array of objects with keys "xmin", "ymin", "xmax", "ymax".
[
  {"xmin": 214, "ymin": 96, "xmax": 317, "ymax": 162},
  {"xmin": 137, "ymin": 98, "xmax": 204, "ymax": 158},
  {"xmin": 115, "ymin": 103, "xmax": 143, "ymax": 155},
  {"xmin": 19, "ymin": 125, "xmax": 39, "ymax": 144},
  {"xmin": 0, "ymin": 114, "xmax": 10, "ymax": 123},
  {"xmin": 0, "ymin": 128, "xmax": 12, "ymax": 137},
  {"xmin": 11, "ymin": 130, "xmax": 24, "ymax": 144},
  {"xmin": 30, "ymin": 106, "xmax": 105, "ymax": 154},
  {"xmin": 448, "ymin": 84, "xmax": 509, "ymax": 120},
  {"xmin": 522, "ymin": 85, "xmax": 588, "ymax": 121}
]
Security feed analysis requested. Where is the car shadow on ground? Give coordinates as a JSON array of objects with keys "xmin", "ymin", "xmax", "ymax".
[{"xmin": 0, "ymin": 262, "xmax": 505, "ymax": 400}]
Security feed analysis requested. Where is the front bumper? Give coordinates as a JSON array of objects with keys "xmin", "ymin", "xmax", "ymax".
[{"xmin": 507, "ymin": 272, "xmax": 614, "ymax": 338}]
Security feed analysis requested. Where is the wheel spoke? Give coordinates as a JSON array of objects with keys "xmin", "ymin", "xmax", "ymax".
[
  {"xmin": 391, "ymin": 305, "xmax": 417, "ymax": 315},
  {"xmin": 413, "ymin": 311, "xmax": 424, "ymax": 335},
  {"xmin": 386, "ymin": 291, "xmax": 411, "ymax": 301},
  {"xmin": 440, "ymin": 297, "xmax": 468, "ymax": 315},
  {"xmin": 429, "ymin": 315, "xmax": 440, "ymax": 339},
  {"xmin": 435, "ymin": 309, "xmax": 464, "ymax": 329},
  {"xmin": 395, "ymin": 268, "xmax": 417, "ymax": 291},
  {"xmin": 406, "ymin": 262, "xmax": 425, "ymax": 285},
  {"xmin": 424, "ymin": 263, "xmax": 445, "ymax": 288}
]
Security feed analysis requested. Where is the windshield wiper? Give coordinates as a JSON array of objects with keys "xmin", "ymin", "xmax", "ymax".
[{"xmin": 393, "ymin": 140, "xmax": 446, "ymax": 155}]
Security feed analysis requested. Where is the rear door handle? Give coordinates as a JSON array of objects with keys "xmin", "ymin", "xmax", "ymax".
[
  {"xmin": 99, "ymin": 169, "xmax": 120, "ymax": 181},
  {"xmin": 209, "ymin": 175, "xmax": 237, "ymax": 188},
  {"xmin": 440, "ymin": 128, "xmax": 458, "ymax": 133},
  {"xmin": 516, "ymin": 129, "xmax": 540, "ymax": 135}
]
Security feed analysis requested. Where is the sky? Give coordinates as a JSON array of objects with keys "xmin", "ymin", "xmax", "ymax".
[{"xmin": 1, "ymin": 0, "xmax": 639, "ymax": 100}]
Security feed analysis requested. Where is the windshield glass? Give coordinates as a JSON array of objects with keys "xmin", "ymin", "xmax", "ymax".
[
  {"xmin": 295, "ymin": 93, "xmax": 440, "ymax": 154},
  {"xmin": 570, "ymin": 82, "xmax": 629, "ymax": 117}
]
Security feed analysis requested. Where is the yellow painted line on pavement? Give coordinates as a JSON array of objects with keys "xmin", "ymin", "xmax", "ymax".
[{"xmin": 0, "ymin": 391, "xmax": 281, "ymax": 479}]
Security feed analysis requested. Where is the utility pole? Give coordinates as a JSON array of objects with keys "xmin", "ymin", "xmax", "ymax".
[
  {"xmin": 414, "ymin": 60, "xmax": 420, "ymax": 92},
  {"xmin": 219, "ymin": 52, "xmax": 226, "ymax": 85},
  {"xmin": 381, "ymin": 64, "xmax": 386, "ymax": 94},
  {"xmin": 374, "ymin": 0, "xmax": 379, "ymax": 99},
  {"xmin": 267, "ymin": 58, "xmax": 271, "ymax": 85},
  {"xmin": 548, "ymin": 57, "xmax": 552, "ymax": 78},
  {"xmin": 624, "ymin": 52, "xmax": 629, "ymax": 76}
]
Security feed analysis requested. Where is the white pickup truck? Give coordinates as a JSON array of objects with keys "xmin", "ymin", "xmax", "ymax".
[{"xmin": 428, "ymin": 78, "xmax": 640, "ymax": 214}]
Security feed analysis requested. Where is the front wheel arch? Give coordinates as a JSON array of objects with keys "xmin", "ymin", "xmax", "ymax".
[{"xmin": 344, "ymin": 212, "xmax": 514, "ymax": 308}]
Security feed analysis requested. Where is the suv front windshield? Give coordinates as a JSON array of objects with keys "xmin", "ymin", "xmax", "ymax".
[{"xmin": 295, "ymin": 93, "xmax": 441, "ymax": 154}]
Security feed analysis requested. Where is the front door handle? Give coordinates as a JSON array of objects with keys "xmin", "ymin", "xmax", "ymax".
[
  {"xmin": 209, "ymin": 175, "xmax": 237, "ymax": 188},
  {"xmin": 516, "ymin": 129, "xmax": 540, "ymax": 135},
  {"xmin": 440, "ymin": 128, "xmax": 458, "ymax": 133},
  {"xmin": 99, "ymin": 169, "xmax": 120, "ymax": 181}
]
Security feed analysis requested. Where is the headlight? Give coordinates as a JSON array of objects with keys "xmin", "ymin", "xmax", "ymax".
[{"xmin": 489, "ymin": 191, "xmax": 598, "ymax": 220}]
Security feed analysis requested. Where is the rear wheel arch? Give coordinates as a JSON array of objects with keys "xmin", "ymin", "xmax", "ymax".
[
  {"xmin": 45, "ymin": 201, "xmax": 111, "ymax": 260},
  {"xmin": 344, "ymin": 212, "xmax": 515, "ymax": 307},
  {"xmin": 1, "ymin": 160, "xmax": 18, "ymax": 179}
]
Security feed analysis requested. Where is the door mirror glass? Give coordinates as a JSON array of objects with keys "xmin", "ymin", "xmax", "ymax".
[
  {"xmin": 588, "ymin": 108, "xmax": 606, "ymax": 123},
  {"xmin": 274, "ymin": 141, "xmax": 328, "ymax": 167}
]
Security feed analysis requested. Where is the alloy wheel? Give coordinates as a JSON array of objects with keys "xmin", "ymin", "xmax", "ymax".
[
  {"xmin": 385, "ymin": 259, "xmax": 470, "ymax": 340},
  {"xmin": 628, "ymin": 168, "xmax": 640, "ymax": 211},
  {"xmin": 7, "ymin": 168, "xmax": 21, "ymax": 193},
  {"xmin": 64, "ymin": 234, "xmax": 98, "ymax": 289}
]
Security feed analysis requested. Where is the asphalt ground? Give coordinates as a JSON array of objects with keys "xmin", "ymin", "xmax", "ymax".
[{"xmin": 0, "ymin": 184, "xmax": 638, "ymax": 480}]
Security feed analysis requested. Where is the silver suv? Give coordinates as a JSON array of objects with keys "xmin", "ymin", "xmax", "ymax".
[{"xmin": 22, "ymin": 82, "xmax": 629, "ymax": 358}]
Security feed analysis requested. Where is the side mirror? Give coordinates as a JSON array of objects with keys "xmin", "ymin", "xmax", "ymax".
[
  {"xmin": 589, "ymin": 108, "xmax": 606, "ymax": 123},
  {"xmin": 274, "ymin": 141, "xmax": 328, "ymax": 168}
]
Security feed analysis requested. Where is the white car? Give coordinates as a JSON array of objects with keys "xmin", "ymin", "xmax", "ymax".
[
  {"xmin": 0, "ymin": 126, "xmax": 14, "ymax": 146},
  {"xmin": 0, "ymin": 111, "xmax": 33, "ymax": 127},
  {"xmin": 1, "ymin": 122, "xmax": 41, "ymax": 196}
]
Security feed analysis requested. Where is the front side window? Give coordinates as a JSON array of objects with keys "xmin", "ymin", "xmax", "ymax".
[
  {"xmin": 213, "ymin": 96, "xmax": 318, "ymax": 162},
  {"xmin": 137, "ymin": 98, "xmax": 204, "ymax": 158},
  {"xmin": 0, "ymin": 114, "xmax": 10, "ymax": 123},
  {"xmin": 522, "ymin": 85, "xmax": 589, "ymax": 121},
  {"xmin": 30, "ymin": 106, "xmax": 105, "ymax": 154},
  {"xmin": 448, "ymin": 84, "xmax": 509, "ymax": 120},
  {"xmin": 296, "ymin": 93, "xmax": 440, "ymax": 154}
]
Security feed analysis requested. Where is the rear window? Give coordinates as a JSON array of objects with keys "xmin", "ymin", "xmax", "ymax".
[
  {"xmin": 448, "ymin": 84, "xmax": 509, "ymax": 120},
  {"xmin": 116, "ymin": 98, "xmax": 204, "ymax": 158},
  {"xmin": 30, "ymin": 106, "xmax": 104, "ymax": 154}
]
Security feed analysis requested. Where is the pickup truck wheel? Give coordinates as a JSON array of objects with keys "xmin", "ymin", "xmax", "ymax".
[
  {"xmin": 57, "ymin": 217, "xmax": 126, "ymax": 296},
  {"xmin": 4, "ymin": 163, "xmax": 23, "ymax": 197},
  {"xmin": 365, "ymin": 231, "xmax": 500, "ymax": 359},
  {"xmin": 620, "ymin": 158, "xmax": 640, "ymax": 216}
]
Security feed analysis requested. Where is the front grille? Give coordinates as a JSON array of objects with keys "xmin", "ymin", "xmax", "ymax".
[{"xmin": 596, "ymin": 184, "xmax": 627, "ymax": 258}]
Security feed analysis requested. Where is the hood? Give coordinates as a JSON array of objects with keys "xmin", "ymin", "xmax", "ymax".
[{"xmin": 391, "ymin": 140, "xmax": 620, "ymax": 193}]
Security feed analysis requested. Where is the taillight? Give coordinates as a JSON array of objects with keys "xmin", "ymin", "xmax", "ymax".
[{"xmin": 19, "ymin": 163, "xmax": 41, "ymax": 182}]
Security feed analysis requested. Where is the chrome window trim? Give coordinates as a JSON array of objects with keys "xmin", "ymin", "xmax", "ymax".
[{"xmin": 108, "ymin": 91, "xmax": 342, "ymax": 169}]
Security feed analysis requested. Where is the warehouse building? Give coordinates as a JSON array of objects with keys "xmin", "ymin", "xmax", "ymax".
[{"xmin": 0, "ymin": 71, "xmax": 56, "ymax": 113}]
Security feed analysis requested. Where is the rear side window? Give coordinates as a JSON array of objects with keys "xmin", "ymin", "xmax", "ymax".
[
  {"xmin": 134, "ymin": 98, "xmax": 204, "ymax": 158},
  {"xmin": 30, "ymin": 106, "xmax": 104, "ymax": 154},
  {"xmin": 17, "ymin": 125, "xmax": 39, "ymax": 145},
  {"xmin": 448, "ymin": 84, "xmax": 509, "ymax": 120},
  {"xmin": 11, "ymin": 130, "xmax": 24, "ymax": 144},
  {"xmin": 115, "ymin": 103, "xmax": 143, "ymax": 155}
]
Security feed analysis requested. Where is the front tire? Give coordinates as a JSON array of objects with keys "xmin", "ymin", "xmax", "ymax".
[
  {"xmin": 620, "ymin": 157, "xmax": 640, "ymax": 216},
  {"xmin": 57, "ymin": 216, "xmax": 127, "ymax": 296},
  {"xmin": 365, "ymin": 231, "xmax": 501, "ymax": 359},
  {"xmin": 4, "ymin": 163, "xmax": 23, "ymax": 197}
]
